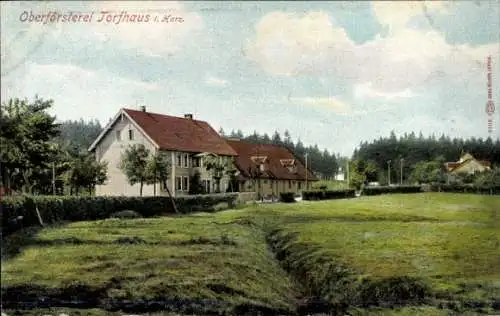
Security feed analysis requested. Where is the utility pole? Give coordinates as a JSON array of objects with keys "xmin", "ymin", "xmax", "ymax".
[
  {"xmin": 387, "ymin": 160, "xmax": 391, "ymax": 186},
  {"xmin": 346, "ymin": 160, "xmax": 350, "ymax": 188},
  {"xmin": 52, "ymin": 162, "xmax": 56, "ymax": 195},
  {"xmin": 305, "ymin": 153, "xmax": 308, "ymax": 190},
  {"xmin": 400, "ymin": 158, "xmax": 404, "ymax": 185}
]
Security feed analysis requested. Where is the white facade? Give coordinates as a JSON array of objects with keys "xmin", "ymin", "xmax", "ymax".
[{"xmin": 92, "ymin": 113, "xmax": 232, "ymax": 197}]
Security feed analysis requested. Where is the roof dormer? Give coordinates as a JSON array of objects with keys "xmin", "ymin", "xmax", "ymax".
[
  {"xmin": 280, "ymin": 159, "xmax": 295, "ymax": 166},
  {"xmin": 280, "ymin": 159, "xmax": 297, "ymax": 173},
  {"xmin": 251, "ymin": 156, "xmax": 268, "ymax": 165}
]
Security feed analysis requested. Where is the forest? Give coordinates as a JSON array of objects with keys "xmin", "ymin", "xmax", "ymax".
[{"xmin": 351, "ymin": 131, "xmax": 500, "ymax": 186}]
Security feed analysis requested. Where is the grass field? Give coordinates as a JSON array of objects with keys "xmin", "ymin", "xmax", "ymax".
[
  {"xmin": 2, "ymin": 193, "xmax": 499, "ymax": 315},
  {"xmin": 256, "ymin": 194, "xmax": 500, "ymax": 313}
]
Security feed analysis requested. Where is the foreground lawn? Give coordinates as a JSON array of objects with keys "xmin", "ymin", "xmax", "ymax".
[
  {"xmin": 2, "ymin": 193, "xmax": 499, "ymax": 315},
  {"xmin": 2, "ymin": 215, "xmax": 297, "ymax": 314}
]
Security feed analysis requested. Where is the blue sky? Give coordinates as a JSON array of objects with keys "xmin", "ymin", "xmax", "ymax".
[{"xmin": 1, "ymin": 1, "xmax": 499, "ymax": 156}]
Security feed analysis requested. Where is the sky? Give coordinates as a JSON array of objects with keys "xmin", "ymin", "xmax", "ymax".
[{"xmin": 1, "ymin": 1, "xmax": 499, "ymax": 156}]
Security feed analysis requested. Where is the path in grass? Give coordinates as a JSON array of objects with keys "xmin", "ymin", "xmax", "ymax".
[{"xmin": 2, "ymin": 193, "xmax": 499, "ymax": 315}]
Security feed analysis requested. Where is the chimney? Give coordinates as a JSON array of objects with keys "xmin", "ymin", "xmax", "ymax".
[
  {"xmin": 184, "ymin": 113, "xmax": 193, "ymax": 119},
  {"xmin": 140, "ymin": 106, "xmax": 146, "ymax": 112}
]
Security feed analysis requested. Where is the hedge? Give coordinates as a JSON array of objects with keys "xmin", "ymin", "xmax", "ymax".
[
  {"xmin": 302, "ymin": 189, "xmax": 356, "ymax": 201},
  {"xmin": 1, "ymin": 193, "xmax": 238, "ymax": 235},
  {"xmin": 361, "ymin": 185, "xmax": 423, "ymax": 196},
  {"xmin": 427, "ymin": 184, "xmax": 500, "ymax": 195},
  {"xmin": 279, "ymin": 192, "xmax": 296, "ymax": 203}
]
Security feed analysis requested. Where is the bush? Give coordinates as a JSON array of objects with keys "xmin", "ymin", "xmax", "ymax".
[
  {"xmin": 302, "ymin": 189, "xmax": 355, "ymax": 201},
  {"xmin": 1, "ymin": 193, "xmax": 239, "ymax": 235},
  {"xmin": 110, "ymin": 210, "xmax": 142, "ymax": 219},
  {"xmin": 428, "ymin": 184, "xmax": 500, "ymax": 195},
  {"xmin": 361, "ymin": 185, "xmax": 422, "ymax": 196},
  {"xmin": 279, "ymin": 192, "xmax": 296, "ymax": 203}
]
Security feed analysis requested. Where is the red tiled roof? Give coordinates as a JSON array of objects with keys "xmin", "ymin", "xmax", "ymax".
[
  {"xmin": 124, "ymin": 109, "xmax": 237, "ymax": 156},
  {"xmin": 226, "ymin": 139, "xmax": 318, "ymax": 181}
]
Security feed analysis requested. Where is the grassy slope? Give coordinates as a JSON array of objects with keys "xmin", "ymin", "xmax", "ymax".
[
  {"xmin": 252, "ymin": 193, "xmax": 500, "ymax": 311},
  {"xmin": 2, "ymin": 193, "xmax": 499, "ymax": 315}
]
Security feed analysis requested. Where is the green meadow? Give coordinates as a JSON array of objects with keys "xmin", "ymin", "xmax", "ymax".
[{"xmin": 2, "ymin": 193, "xmax": 499, "ymax": 315}]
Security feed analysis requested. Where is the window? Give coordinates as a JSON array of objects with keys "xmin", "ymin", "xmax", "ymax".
[
  {"xmin": 263, "ymin": 180, "xmax": 268, "ymax": 184},
  {"xmin": 183, "ymin": 154, "xmax": 189, "ymax": 168},
  {"xmin": 183, "ymin": 176, "xmax": 189, "ymax": 191},
  {"xmin": 176, "ymin": 177, "xmax": 182, "ymax": 191},
  {"xmin": 176, "ymin": 154, "xmax": 182, "ymax": 167},
  {"xmin": 128, "ymin": 129, "xmax": 134, "ymax": 140},
  {"xmin": 116, "ymin": 130, "xmax": 121, "ymax": 141},
  {"xmin": 288, "ymin": 180, "xmax": 292, "ymax": 188},
  {"xmin": 192, "ymin": 157, "xmax": 200, "ymax": 167},
  {"xmin": 203, "ymin": 180, "xmax": 211, "ymax": 193},
  {"xmin": 298, "ymin": 181, "xmax": 302, "ymax": 189}
]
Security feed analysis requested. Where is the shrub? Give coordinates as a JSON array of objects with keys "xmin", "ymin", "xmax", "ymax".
[
  {"xmin": 302, "ymin": 189, "xmax": 355, "ymax": 201},
  {"xmin": 361, "ymin": 185, "xmax": 422, "ymax": 196},
  {"xmin": 279, "ymin": 192, "xmax": 296, "ymax": 203},
  {"xmin": 1, "ymin": 193, "xmax": 239, "ymax": 235},
  {"xmin": 428, "ymin": 184, "xmax": 500, "ymax": 195},
  {"xmin": 110, "ymin": 210, "xmax": 142, "ymax": 219}
]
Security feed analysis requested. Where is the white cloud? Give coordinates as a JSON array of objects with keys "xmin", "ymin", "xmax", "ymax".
[
  {"xmin": 205, "ymin": 75, "xmax": 229, "ymax": 87},
  {"xmin": 354, "ymin": 83, "xmax": 414, "ymax": 100},
  {"xmin": 246, "ymin": 7, "xmax": 498, "ymax": 94},
  {"xmin": 372, "ymin": 1, "xmax": 449, "ymax": 32},
  {"xmin": 289, "ymin": 96, "xmax": 349, "ymax": 114},
  {"xmin": 1, "ymin": 63, "xmax": 160, "ymax": 121},
  {"xmin": 246, "ymin": 12, "xmax": 356, "ymax": 78}
]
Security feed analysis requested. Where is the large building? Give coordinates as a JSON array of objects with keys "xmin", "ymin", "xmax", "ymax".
[
  {"xmin": 226, "ymin": 139, "xmax": 317, "ymax": 198},
  {"xmin": 88, "ymin": 107, "xmax": 237, "ymax": 196},
  {"xmin": 89, "ymin": 107, "xmax": 317, "ymax": 196}
]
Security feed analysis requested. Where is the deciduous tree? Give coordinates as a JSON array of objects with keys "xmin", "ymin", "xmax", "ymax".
[
  {"xmin": 0, "ymin": 97, "xmax": 60, "ymax": 194},
  {"xmin": 119, "ymin": 144, "xmax": 150, "ymax": 196}
]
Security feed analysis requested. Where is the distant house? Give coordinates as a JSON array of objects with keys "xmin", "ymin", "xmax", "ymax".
[
  {"xmin": 444, "ymin": 152, "xmax": 491, "ymax": 175},
  {"xmin": 335, "ymin": 167, "xmax": 345, "ymax": 181},
  {"xmin": 226, "ymin": 139, "xmax": 318, "ymax": 198},
  {"xmin": 88, "ymin": 107, "xmax": 237, "ymax": 196}
]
